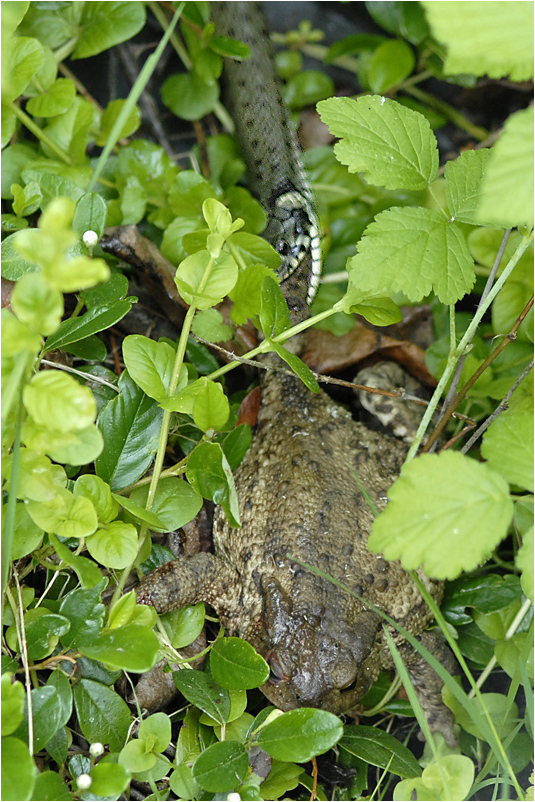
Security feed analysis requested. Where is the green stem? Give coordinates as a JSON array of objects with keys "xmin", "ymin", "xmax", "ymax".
[
  {"xmin": 9, "ymin": 103, "xmax": 73, "ymax": 165},
  {"xmin": 405, "ymin": 231, "xmax": 534, "ymax": 462},
  {"xmin": 402, "ymin": 85, "xmax": 489, "ymax": 141}
]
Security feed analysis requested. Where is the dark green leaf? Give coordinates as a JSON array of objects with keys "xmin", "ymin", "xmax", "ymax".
[
  {"xmin": 73, "ymin": 679, "xmax": 131, "ymax": 752},
  {"xmin": 256, "ymin": 708, "xmax": 343, "ymax": 762},
  {"xmin": 25, "ymin": 613, "xmax": 71, "ymax": 660},
  {"xmin": 192, "ymin": 740, "xmax": 249, "ymax": 792},
  {"xmin": 81, "ymin": 624, "xmax": 159, "ymax": 672},
  {"xmin": 12, "ymin": 686, "xmax": 63, "ymax": 751},
  {"xmin": 64, "ymin": 335, "xmax": 107, "ymax": 361},
  {"xmin": 84, "ymin": 272, "xmax": 129, "ymax": 310},
  {"xmin": 44, "ymin": 300, "xmax": 134, "ymax": 351},
  {"xmin": 340, "ymin": 725, "xmax": 422, "ymax": 778},
  {"xmin": 442, "ymin": 574, "xmax": 523, "ymax": 617},
  {"xmin": 366, "ymin": 1, "xmax": 429, "ymax": 43},
  {"xmin": 45, "ymin": 670, "xmax": 73, "ymax": 731},
  {"xmin": 260, "ymin": 276, "xmax": 290, "ymax": 338},
  {"xmin": 72, "ymin": 192, "xmax": 107, "ymax": 239},
  {"xmin": 283, "ymin": 70, "xmax": 335, "ymax": 111},
  {"xmin": 210, "ymin": 637, "xmax": 270, "ymax": 690},
  {"xmin": 44, "ymin": 726, "xmax": 70, "ymax": 767},
  {"xmin": 59, "ymin": 580, "xmax": 106, "ymax": 648},
  {"xmin": 173, "ymin": 670, "xmax": 230, "ymax": 724},
  {"xmin": 456, "ymin": 621, "xmax": 496, "ymax": 666},
  {"xmin": 49, "ymin": 533, "xmax": 103, "ymax": 589},
  {"xmin": 325, "ymin": 34, "xmax": 387, "ymax": 62},
  {"xmin": 368, "ymin": 40, "xmax": 415, "ymax": 93},
  {"xmin": 219, "ymin": 423, "xmax": 252, "ymax": 470},
  {"xmin": 96, "ymin": 371, "xmax": 164, "ymax": 491}
]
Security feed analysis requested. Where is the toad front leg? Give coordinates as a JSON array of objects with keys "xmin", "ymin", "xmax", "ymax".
[{"xmin": 136, "ymin": 552, "xmax": 239, "ymax": 626}]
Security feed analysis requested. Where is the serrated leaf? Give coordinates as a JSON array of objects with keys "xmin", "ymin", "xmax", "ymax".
[
  {"xmin": 348, "ymin": 206, "xmax": 475, "ymax": 304},
  {"xmin": 445, "ymin": 148, "xmax": 496, "ymax": 226},
  {"xmin": 476, "ymin": 106, "xmax": 534, "ymax": 228},
  {"xmin": 481, "ymin": 407, "xmax": 534, "ymax": 491},
  {"xmin": 340, "ymin": 725, "xmax": 422, "ymax": 778},
  {"xmin": 422, "ymin": 1, "xmax": 533, "ymax": 82},
  {"xmin": 256, "ymin": 708, "xmax": 343, "ymax": 762},
  {"xmin": 368, "ymin": 451, "xmax": 514, "ymax": 579},
  {"xmin": 317, "ymin": 95, "xmax": 438, "ymax": 190}
]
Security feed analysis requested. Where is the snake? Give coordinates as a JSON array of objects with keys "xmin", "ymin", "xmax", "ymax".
[{"xmin": 211, "ymin": 1, "xmax": 322, "ymax": 313}]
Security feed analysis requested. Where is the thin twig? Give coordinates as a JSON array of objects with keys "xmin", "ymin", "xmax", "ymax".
[
  {"xmin": 461, "ymin": 358, "xmax": 534, "ymax": 454},
  {"xmin": 423, "ymin": 295, "xmax": 534, "ymax": 453}
]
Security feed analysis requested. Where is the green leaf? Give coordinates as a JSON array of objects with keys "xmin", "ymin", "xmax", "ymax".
[
  {"xmin": 481, "ymin": 407, "xmax": 534, "ymax": 491},
  {"xmin": 88, "ymin": 762, "xmax": 130, "ymax": 797},
  {"xmin": 368, "ymin": 40, "xmax": 415, "ymax": 93},
  {"xmin": 11, "ymin": 181, "xmax": 42, "ymax": 217},
  {"xmin": 269, "ymin": 342, "xmax": 320, "ymax": 393},
  {"xmin": 119, "ymin": 738, "xmax": 157, "ymax": 773},
  {"xmin": 72, "ymin": 192, "xmax": 107, "ymax": 240},
  {"xmin": 49, "ymin": 533, "xmax": 103, "ymax": 589},
  {"xmin": 210, "ymin": 637, "xmax": 270, "ymax": 690},
  {"xmin": 95, "ymin": 98, "xmax": 141, "ymax": 146},
  {"xmin": 340, "ymin": 725, "xmax": 422, "ymax": 778},
  {"xmin": 256, "ymin": 708, "xmax": 343, "ymax": 762},
  {"xmin": 229, "ymin": 264, "xmax": 279, "ymax": 325},
  {"xmin": 86, "ymin": 521, "xmax": 139, "ymax": 569},
  {"xmin": 23, "ymin": 421, "xmax": 104, "ymax": 467},
  {"xmin": 445, "ymin": 148, "xmax": 496, "ymax": 226},
  {"xmin": 2, "ymin": 675, "xmax": 26, "ymax": 736},
  {"xmin": 31, "ymin": 770, "xmax": 71, "ymax": 801},
  {"xmin": 73, "ymin": 679, "xmax": 131, "ymax": 751},
  {"xmin": 175, "ymin": 249, "xmax": 238, "ymax": 309},
  {"xmin": 516, "ymin": 526, "xmax": 533, "ymax": 603},
  {"xmin": 96, "ymin": 371, "xmax": 164, "ymax": 491},
  {"xmin": 186, "ymin": 441, "xmax": 240, "ymax": 526},
  {"xmin": 192, "ymin": 740, "xmax": 248, "ymax": 792},
  {"xmin": 193, "ymin": 380, "xmax": 230, "ymax": 431},
  {"xmin": 113, "ymin": 494, "xmax": 167, "ymax": 531},
  {"xmin": 260, "ymin": 276, "xmax": 290, "ymax": 338},
  {"xmin": 4, "ymin": 36, "xmax": 44, "ymax": 102},
  {"xmin": 161, "ymin": 70, "xmax": 219, "ymax": 121},
  {"xmin": 81, "ymin": 624, "xmax": 159, "ymax": 672},
  {"xmin": 11, "ymin": 272, "xmax": 63, "ymax": 336},
  {"xmin": 128, "ymin": 476, "xmax": 202, "ymax": 533},
  {"xmin": 1, "ymin": 230, "xmax": 40, "ymax": 280},
  {"xmin": 317, "ymin": 95, "xmax": 438, "ymax": 190},
  {"xmin": 59, "ymin": 579, "xmax": 107, "ymax": 648},
  {"xmin": 72, "ymin": 2, "xmax": 146, "ymax": 59},
  {"xmin": 25, "ymin": 612, "xmax": 71, "ymax": 660},
  {"xmin": 8, "ymin": 503, "xmax": 44, "ymax": 559},
  {"xmin": 191, "ymin": 308, "xmax": 233, "ymax": 342},
  {"xmin": 74, "ymin": 474, "xmax": 119, "ymax": 524},
  {"xmin": 366, "ymin": 1, "xmax": 429, "ymax": 44},
  {"xmin": 174, "ymin": 670, "xmax": 231, "ymax": 724},
  {"xmin": 139, "ymin": 711, "xmax": 172, "ymax": 753},
  {"xmin": 219, "ymin": 423, "xmax": 252, "ymax": 470},
  {"xmin": 283, "ymin": 69, "xmax": 335, "ymax": 110},
  {"xmin": 25, "ymin": 77, "xmax": 76, "ymax": 117},
  {"xmin": 337, "ymin": 287, "xmax": 402, "ymax": 325},
  {"xmin": 422, "ymin": 1, "xmax": 533, "ymax": 81},
  {"xmin": 476, "ymin": 106, "xmax": 534, "ymax": 228},
  {"xmin": 44, "ymin": 299, "xmax": 134, "ymax": 351},
  {"xmin": 1, "ymin": 738, "xmax": 36, "ymax": 801},
  {"xmin": 368, "ymin": 451, "xmax": 515, "ymax": 578},
  {"xmin": 122, "ymin": 334, "xmax": 179, "ymax": 402},
  {"xmin": 27, "ymin": 487, "xmax": 98, "ymax": 539},
  {"xmin": 23, "ymin": 370, "xmax": 96, "ymax": 432},
  {"xmin": 348, "ymin": 206, "xmax": 475, "ymax": 304},
  {"xmin": 162, "ymin": 602, "xmax": 206, "ymax": 649},
  {"xmin": 13, "ymin": 685, "xmax": 63, "ymax": 752}
]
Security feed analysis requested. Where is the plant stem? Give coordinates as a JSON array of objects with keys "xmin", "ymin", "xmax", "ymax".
[
  {"xmin": 9, "ymin": 102, "xmax": 73, "ymax": 165},
  {"xmin": 402, "ymin": 84, "xmax": 489, "ymax": 141},
  {"xmin": 405, "ymin": 231, "xmax": 533, "ymax": 462}
]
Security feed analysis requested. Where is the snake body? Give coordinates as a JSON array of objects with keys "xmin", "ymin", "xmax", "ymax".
[{"xmin": 211, "ymin": 2, "xmax": 322, "ymax": 311}]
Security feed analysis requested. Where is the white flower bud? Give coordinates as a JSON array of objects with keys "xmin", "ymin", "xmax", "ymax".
[
  {"xmin": 76, "ymin": 773, "xmax": 92, "ymax": 790},
  {"xmin": 83, "ymin": 230, "xmax": 99, "ymax": 248}
]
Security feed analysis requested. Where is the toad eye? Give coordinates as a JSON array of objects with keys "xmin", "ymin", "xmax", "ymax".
[{"xmin": 264, "ymin": 650, "xmax": 288, "ymax": 684}]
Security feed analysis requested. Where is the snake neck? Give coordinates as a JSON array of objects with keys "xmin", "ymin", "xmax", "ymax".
[{"xmin": 211, "ymin": 1, "xmax": 322, "ymax": 324}]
